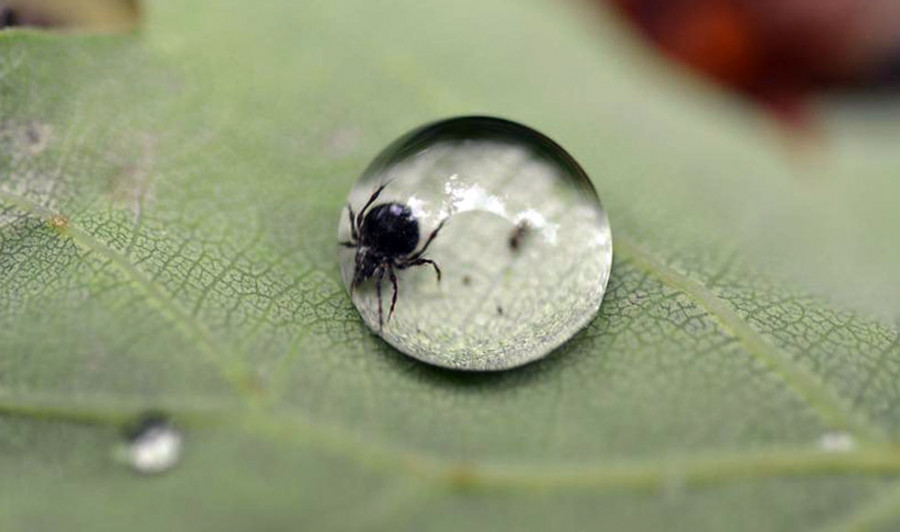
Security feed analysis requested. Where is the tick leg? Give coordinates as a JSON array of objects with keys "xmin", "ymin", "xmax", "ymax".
[
  {"xmin": 375, "ymin": 265, "xmax": 386, "ymax": 330},
  {"xmin": 408, "ymin": 218, "xmax": 447, "ymax": 261},
  {"xmin": 399, "ymin": 258, "xmax": 441, "ymax": 283},
  {"xmin": 387, "ymin": 263, "xmax": 399, "ymax": 322},
  {"xmin": 339, "ymin": 241, "xmax": 355, "ymax": 248},
  {"xmin": 347, "ymin": 203, "xmax": 359, "ymax": 241},
  {"xmin": 357, "ymin": 183, "xmax": 388, "ymax": 230}
]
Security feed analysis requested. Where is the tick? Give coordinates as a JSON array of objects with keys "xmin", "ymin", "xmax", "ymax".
[{"xmin": 341, "ymin": 183, "xmax": 446, "ymax": 329}]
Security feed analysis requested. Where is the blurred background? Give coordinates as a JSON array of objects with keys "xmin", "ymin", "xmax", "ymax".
[
  {"xmin": 5, "ymin": 0, "xmax": 899, "ymax": 125},
  {"xmin": 606, "ymin": 0, "xmax": 900, "ymax": 127}
]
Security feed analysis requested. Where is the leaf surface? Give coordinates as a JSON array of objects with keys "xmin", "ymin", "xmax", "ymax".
[{"xmin": 1, "ymin": 1, "xmax": 900, "ymax": 530}]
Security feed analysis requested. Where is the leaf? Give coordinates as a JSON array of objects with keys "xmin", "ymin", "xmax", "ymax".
[{"xmin": 1, "ymin": 0, "xmax": 899, "ymax": 530}]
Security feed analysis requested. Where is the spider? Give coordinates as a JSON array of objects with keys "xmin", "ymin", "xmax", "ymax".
[{"xmin": 341, "ymin": 183, "xmax": 446, "ymax": 329}]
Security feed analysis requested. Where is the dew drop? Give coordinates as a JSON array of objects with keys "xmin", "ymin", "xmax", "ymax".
[
  {"xmin": 338, "ymin": 117, "xmax": 613, "ymax": 370},
  {"xmin": 817, "ymin": 431, "xmax": 855, "ymax": 453},
  {"xmin": 120, "ymin": 413, "xmax": 183, "ymax": 475}
]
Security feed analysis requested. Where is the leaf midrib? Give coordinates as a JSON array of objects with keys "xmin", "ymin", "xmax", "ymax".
[{"xmin": 1, "ymin": 389, "xmax": 900, "ymax": 494}]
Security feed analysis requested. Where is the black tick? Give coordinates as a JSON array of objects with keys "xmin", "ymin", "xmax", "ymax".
[{"xmin": 341, "ymin": 183, "xmax": 446, "ymax": 329}]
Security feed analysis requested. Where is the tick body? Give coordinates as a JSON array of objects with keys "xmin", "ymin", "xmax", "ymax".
[{"xmin": 341, "ymin": 184, "xmax": 446, "ymax": 329}]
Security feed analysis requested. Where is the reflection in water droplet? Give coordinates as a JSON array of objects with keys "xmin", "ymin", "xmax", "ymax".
[
  {"xmin": 339, "ymin": 116, "xmax": 613, "ymax": 370},
  {"xmin": 121, "ymin": 413, "xmax": 183, "ymax": 475}
]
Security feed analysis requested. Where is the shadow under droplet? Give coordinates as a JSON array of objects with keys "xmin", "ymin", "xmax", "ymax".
[
  {"xmin": 345, "ymin": 251, "xmax": 622, "ymax": 392},
  {"xmin": 369, "ymin": 310, "xmax": 611, "ymax": 393}
]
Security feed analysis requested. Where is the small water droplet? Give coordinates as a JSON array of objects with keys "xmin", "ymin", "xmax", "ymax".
[
  {"xmin": 818, "ymin": 431, "xmax": 855, "ymax": 453},
  {"xmin": 121, "ymin": 413, "xmax": 183, "ymax": 475},
  {"xmin": 338, "ymin": 116, "xmax": 613, "ymax": 370}
]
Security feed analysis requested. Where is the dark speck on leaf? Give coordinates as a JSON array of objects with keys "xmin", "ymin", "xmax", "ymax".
[{"xmin": 462, "ymin": 275, "xmax": 472, "ymax": 286}]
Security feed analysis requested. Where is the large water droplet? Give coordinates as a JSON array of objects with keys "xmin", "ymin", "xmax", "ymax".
[
  {"xmin": 120, "ymin": 413, "xmax": 183, "ymax": 475},
  {"xmin": 338, "ymin": 116, "xmax": 612, "ymax": 370}
]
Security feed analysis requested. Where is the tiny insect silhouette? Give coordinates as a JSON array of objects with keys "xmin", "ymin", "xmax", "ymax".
[
  {"xmin": 508, "ymin": 220, "xmax": 531, "ymax": 251},
  {"xmin": 341, "ymin": 183, "xmax": 446, "ymax": 329}
]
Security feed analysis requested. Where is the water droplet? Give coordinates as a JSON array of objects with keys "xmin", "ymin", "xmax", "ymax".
[
  {"xmin": 338, "ymin": 116, "xmax": 613, "ymax": 370},
  {"xmin": 818, "ymin": 431, "xmax": 855, "ymax": 453},
  {"xmin": 120, "ymin": 413, "xmax": 183, "ymax": 475}
]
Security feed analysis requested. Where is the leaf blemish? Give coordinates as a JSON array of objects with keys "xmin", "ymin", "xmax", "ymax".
[
  {"xmin": 106, "ymin": 133, "xmax": 156, "ymax": 222},
  {"xmin": 47, "ymin": 213, "xmax": 69, "ymax": 231},
  {"xmin": 0, "ymin": 120, "xmax": 53, "ymax": 159}
]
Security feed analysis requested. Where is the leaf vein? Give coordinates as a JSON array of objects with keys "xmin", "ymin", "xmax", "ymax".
[
  {"xmin": 2, "ymin": 390, "xmax": 900, "ymax": 494},
  {"xmin": 614, "ymin": 235, "xmax": 885, "ymax": 443},
  {"xmin": 0, "ymin": 190, "xmax": 260, "ymax": 404}
]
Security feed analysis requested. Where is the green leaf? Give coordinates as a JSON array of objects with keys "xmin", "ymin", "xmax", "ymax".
[{"xmin": 1, "ymin": 0, "xmax": 899, "ymax": 530}]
